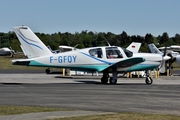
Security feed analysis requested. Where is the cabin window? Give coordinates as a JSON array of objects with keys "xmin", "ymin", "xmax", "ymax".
[
  {"xmin": 106, "ymin": 47, "xmax": 123, "ymax": 59},
  {"xmin": 89, "ymin": 48, "xmax": 103, "ymax": 58}
]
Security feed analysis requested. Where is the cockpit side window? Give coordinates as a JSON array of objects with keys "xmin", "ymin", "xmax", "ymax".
[
  {"xmin": 89, "ymin": 48, "xmax": 103, "ymax": 58},
  {"xmin": 106, "ymin": 47, "xmax": 123, "ymax": 59}
]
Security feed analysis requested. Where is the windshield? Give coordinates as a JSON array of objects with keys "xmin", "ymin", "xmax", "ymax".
[
  {"xmin": 121, "ymin": 47, "xmax": 133, "ymax": 57},
  {"xmin": 105, "ymin": 47, "xmax": 123, "ymax": 59}
]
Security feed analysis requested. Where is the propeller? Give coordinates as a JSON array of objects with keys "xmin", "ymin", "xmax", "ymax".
[
  {"xmin": 163, "ymin": 45, "xmax": 167, "ymax": 57},
  {"xmin": 158, "ymin": 45, "xmax": 169, "ymax": 70}
]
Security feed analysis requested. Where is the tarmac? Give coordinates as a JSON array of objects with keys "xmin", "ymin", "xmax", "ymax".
[
  {"xmin": 0, "ymin": 73, "xmax": 116, "ymax": 120},
  {"xmin": 0, "ymin": 72, "xmax": 180, "ymax": 120}
]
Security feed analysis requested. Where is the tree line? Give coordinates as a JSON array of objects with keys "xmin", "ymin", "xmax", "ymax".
[{"xmin": 0, "ymin": 30, "xmax": 180, "ymax": 52}]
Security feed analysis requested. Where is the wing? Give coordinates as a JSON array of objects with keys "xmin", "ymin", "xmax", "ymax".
[{"xmin": 103, "ymin": 57, "xmax": 145, "ymax": 72}]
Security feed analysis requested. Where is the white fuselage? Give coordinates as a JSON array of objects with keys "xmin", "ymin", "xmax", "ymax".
[{"xmin": 26, "ymin": 46, "xmax": 162, "ymax": 72}]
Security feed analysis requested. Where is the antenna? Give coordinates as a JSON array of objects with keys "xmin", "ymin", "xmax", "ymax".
[
  {"xmin": 105, "ymin": 38, "xmax": 111, "ymax": 46},
  {"xmin": 74, "ymin": 44, "xmax": 79, "ymax": 48}
]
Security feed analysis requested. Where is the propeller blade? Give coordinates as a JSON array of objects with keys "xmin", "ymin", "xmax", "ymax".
[{"xmin": 163, "ymin": 46, "xmax": 167, "ymax": 56}]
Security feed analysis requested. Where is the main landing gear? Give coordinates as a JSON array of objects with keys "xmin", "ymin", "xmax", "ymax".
[
  {"xmin": 45, "ymin": 68, "xmax": 50, "ymax": 74},
  {"xmin": 101, "ymin": 70, "xmax": 153, "ymax": 85},
  {"xmin": 101, "ymin": 71, "xmax": 118, "ymax": 84}
]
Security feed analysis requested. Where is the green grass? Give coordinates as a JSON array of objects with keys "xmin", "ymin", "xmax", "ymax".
[
  {"xmin": 56, "ymin": 113, "xmax": 180, "ymax": 120},
  {"xmin": 0, "ymin": 105, "xmax": 72, "ymax": 116},
  {"xmin": 0, "ymin": 105, "xmax": 179, "ymax": 120},
  {"xmin": 0, "ymin": 55, "xmax": 60, "ymax": 71}
]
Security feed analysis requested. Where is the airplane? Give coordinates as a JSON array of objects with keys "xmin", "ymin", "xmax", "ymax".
[
  {"xmin": 148, "ymin": 43, "xmax": 179, "ymax": 74},
  {"xmin": 159, "ymin": 45, "xmax": 180, "ymax": 53},
  {"xmin": 148, "ymin": 43, "xmax": 179, "ymax": 62},
  {"xmin": 0, "ymin": 47, "xmax": 15, "ymax": 57},
  {"xmin": 47, "ymin": 45, "xmax": 61, "ymax": 54},
  {"xmin": 126, "ymin": 42, "xmax": 141, "ymax": 53},
  {"xmin": 47, "ymin": 45, "xmax": 77, "ymax": 54},
  {"xmin": 59, "ymin": 45, "xmax": 78, "ymax": 52},
  {"xmin": 12, "ymin": 26, "xmax": 164, "ymax": 85},
  {"xmin": 158, "ymin": 47, "xmax": 180, "ymax": 57}
]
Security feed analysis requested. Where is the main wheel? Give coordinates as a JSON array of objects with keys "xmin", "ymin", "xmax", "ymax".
[
  {"xmin": 45, "ymin": 68, "xmax": 50, "ymax": 74},
  {"xmin": 101, "ymin": 77, "xmax": 108, "ymax": 84},
  {"xmin": 109, "ymin": 77, "xmax": 117, "ymax": 84},
  {"xmin": 145, "ymin": 77, "xmax": 153, "ymax": 85}
]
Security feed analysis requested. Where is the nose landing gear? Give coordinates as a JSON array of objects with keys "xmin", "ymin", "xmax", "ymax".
[
  {"xmin": 145, "ymin": 70, "xmax": 153, "ymax": 85},
  {"xmin": 101, "ymin": 70, "xmax": 153, "ymax": 85},
  {"xmin": 145, "ymin": 77, "xmax": 153, "ymax": 85}
]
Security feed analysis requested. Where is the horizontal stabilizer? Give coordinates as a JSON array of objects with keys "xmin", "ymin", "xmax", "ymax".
[{"xmin": 12, "ymin": 59, "xmax": 30, "ymax": 66}]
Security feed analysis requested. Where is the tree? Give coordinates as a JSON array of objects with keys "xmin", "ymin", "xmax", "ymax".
[
  {"xmin": 145, "ymin": 33, "xmax": 153, "ymax": 44},
  {"xmin": 120, "ymin": 31, "xmax": 129, "ymax": 46},
  {"xmin": 160, "ymin": 32, "xmax": 169, "ymax": 44},
  {"xmin": 96, "ymin": 32, "xmax": 106, "ymax": 46},
  {"xmin": 172, "ymin": 33, "xmax": 180, "ymax": 44},
  {"xmin": 50, "ymin": 33, "xmax": 61, "ymax": 49}
]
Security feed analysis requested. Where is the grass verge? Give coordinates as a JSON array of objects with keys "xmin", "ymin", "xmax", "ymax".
[
  {"xmin": 0, "ymin": 105, "xmax": 179, "ymax": 120},
  {"xmin": 52, "ymin": 112, "xmax": 180, "ymax": 120},
  {"xmin": 0, "ymin": 105, "xmax": 72, "ymax": 116},
  {"xmin": 0, "ymin": 55, "xmax": 60, "ymax": 71}
]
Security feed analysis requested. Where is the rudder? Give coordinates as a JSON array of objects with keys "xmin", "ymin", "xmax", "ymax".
[
  {"xmin": 148, "ymin": 43, "xmax": 163, "ymax": 55},
  {"xmin": 13, "ymin": 26, "xmax": 52, "ymax": 58}
]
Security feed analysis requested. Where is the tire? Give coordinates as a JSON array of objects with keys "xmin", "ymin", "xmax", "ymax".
[
  {"xmin": 101, "ymin": 77, "xmax": 108, "ymax": 84},
  {"xmin": 109, "ymin": 77, "xmax": 117, "ymax": 84},
  {"xmin": 45, "ymin": 68, "xmax": 50, "ymax": 74},
  {"xmin": 145, "ymin": 77, "xmax": 153, "ymax": 85}
]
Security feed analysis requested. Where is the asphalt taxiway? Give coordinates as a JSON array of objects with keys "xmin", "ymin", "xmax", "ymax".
[{"xmin": 0, "ymin": 71, "xmax": 180, "ymax": 119}]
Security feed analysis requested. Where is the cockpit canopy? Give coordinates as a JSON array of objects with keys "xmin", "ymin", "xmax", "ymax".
[{"xmin": 88, "ymin": 46, "xmax": 133, "ymax": 59}]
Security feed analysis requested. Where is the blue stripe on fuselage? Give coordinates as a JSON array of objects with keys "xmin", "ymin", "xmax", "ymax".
[{"xmin": 80, "ymin": 52, "xmax": 114, "ymax": 65}]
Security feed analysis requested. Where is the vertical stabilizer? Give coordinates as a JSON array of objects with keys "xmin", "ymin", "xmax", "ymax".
[
  {"xmin": 126, "ymin": 42, "xmax": 141, "ymax": 53},
  {"xmin": 148, "ymin": 43, "xmax": 163, "ymax": 55},
  {"xmin": 13, "ymin": 26, "xmax": 52, "ymax": 58}
]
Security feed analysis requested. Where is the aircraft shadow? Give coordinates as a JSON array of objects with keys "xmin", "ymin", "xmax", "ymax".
[
  {"xmin": 75, "ymin": 80, "xmax": 146, "ymax": 85},
  {"xmin": 0, "ymin": 82, "xmax": 147, "ymax": 86}
]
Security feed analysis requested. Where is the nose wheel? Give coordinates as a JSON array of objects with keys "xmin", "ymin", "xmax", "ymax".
[{"xmin": 145, "ymin": 77, "xmax": 153, "ymax": 85}]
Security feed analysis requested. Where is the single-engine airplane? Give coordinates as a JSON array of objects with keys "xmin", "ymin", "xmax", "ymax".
[
  {"xmin": 148, "ymin": 43, "xmax": 180, "ymax": 73},
  {"xmin": 0, "ymin": 47, "xmax": 14, "ymax": 57},
  {"xmin": 126, "ymin": 42, "xmax": 141, "ymax": 53},
  {"xmin": 12, "ymin": 26, "xmax": 164, "ymax": 85}
]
